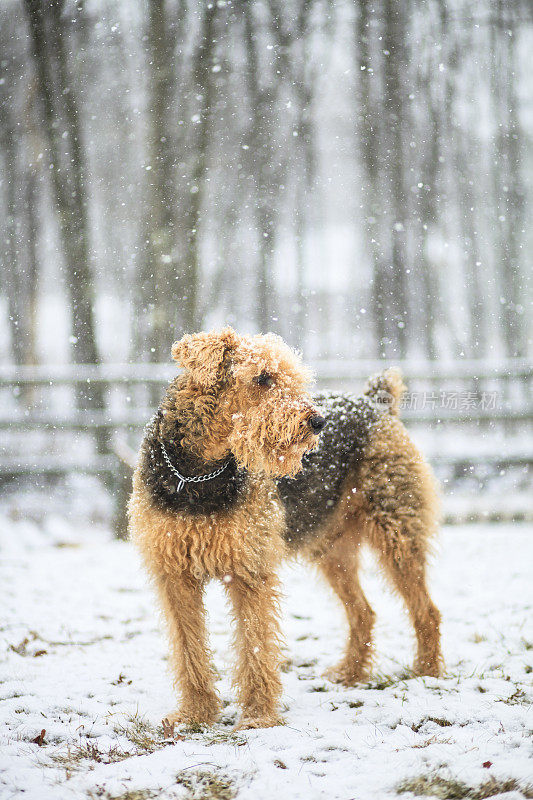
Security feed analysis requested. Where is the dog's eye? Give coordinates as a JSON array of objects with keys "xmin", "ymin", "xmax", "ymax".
[{"xmin": 253, "ymin": 371, "xmax": 275, "ymax": 388}]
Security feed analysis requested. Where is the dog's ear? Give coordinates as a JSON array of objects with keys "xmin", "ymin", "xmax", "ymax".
[{"xmin": 171, "ymin": 327, "xmax": 238, "ymax": 385}]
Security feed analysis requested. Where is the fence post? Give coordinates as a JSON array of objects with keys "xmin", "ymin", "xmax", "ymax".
[
  {"xmin": 111, "ymin": 460, "xmax": 132, "ymax": 541},
  {"xmin": 110, "ymin": 436, "xmax": 137, "ymax": 540}
]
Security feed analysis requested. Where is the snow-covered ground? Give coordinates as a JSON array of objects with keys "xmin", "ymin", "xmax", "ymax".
[{"xmin": 1, "ymin": 520, "xmax": 532, "ymax": 800}]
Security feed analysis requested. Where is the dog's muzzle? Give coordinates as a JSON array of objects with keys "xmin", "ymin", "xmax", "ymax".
[{"xmin": 308, "ymin": 414, "xmax": 326, "ymax": 434}]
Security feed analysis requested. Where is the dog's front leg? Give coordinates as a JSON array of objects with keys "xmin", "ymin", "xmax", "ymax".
[
  {"xmin": 156, "ymin": 570, "xmax": 220, "ymax": 726},
  {"xmin": 225, "ymin": 572, "xmax": 284, "ymax": 729}
]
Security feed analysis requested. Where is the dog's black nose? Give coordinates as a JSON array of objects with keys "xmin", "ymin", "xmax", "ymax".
[{"xmin": 308, "ymin": 414, "xmax": 326, "ymax": 434}]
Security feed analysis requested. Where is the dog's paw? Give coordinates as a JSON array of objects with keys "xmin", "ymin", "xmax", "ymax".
[
  {"xmin": 234, "ymin": 714, "xmax": 284, "ymax": 730},
  {"xmin": 323, "ymin": 662, "xmax": 369, "ymax": 686},
  {"xmin": 413, "ymin": 657, "xmax": 445, "ymax": 678},
  {"xmin": 163, "ymin": 705, "xmax": 220, "ymax": 728}
]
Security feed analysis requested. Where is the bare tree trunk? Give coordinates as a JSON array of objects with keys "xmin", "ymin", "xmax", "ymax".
[
  {"xmin": 490, "ymin": 0, "xmax": 526, "ymax": 357},
  {"xmin": 0, "ymin": 107, "xmax": 23, "ymax": 364},
  {"xmin": 439, "ymin": 15, "xmax": 471, "ymax": 359},
  {"xmin": 355, "ymin": 0, "xmax": 391, "ymax": 357},
  {"xmin": 182, "ymin": 1, "xmax": 218, "ymax": 333},
  {"xmin": 294, "ymin": 180, "xmax": 307, "ymax": 350},
  {"xmin": 382, "ymin": 0, "xmax": 408, "ymax": 357},
  {"xmin": 23, "ymin": 1, "xmax": 102, "ymax": 386},
  {"xmin": 145, "ymin": 0, "xmax": 179, "ymax": 357},
  {"xmin": 412, "ymin": 0, "xmax": 448, "ymax": 360},
  {"xmin": 0, "ymin": 72, "xmax": 40, "ymax": 372},
  {"xmin": 23, "ymin": 0, "xmax": 105, "ymax": 455},
  {"xmin": 243, "ymin": 1, "xmax": 279, "ymax": 334},
  {"xmin": 24, "ymin": 169, "xmax": 39, "ymax": 368},
  {"xmin": 292, "ymin": 1, "xmax": 317, "ymax": 351},
  {"xmin": 416, "ymin": 101, "xmax": 441, "ymax": 361},
  {"xmin": 437, "ymin": 10, "xmax": 485, "ymax": 358},
  {"xmin": 455, "ymin": 139, "xmax": 485, "ymax": 357},
  {"xmin": 147, "ymin": 0, "xmax": 175, "ymax": 355}
]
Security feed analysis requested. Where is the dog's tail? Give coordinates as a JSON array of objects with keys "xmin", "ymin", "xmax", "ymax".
[{"xmin": 363, "ymin": 367, "xmax": 406, "ymax": 416}]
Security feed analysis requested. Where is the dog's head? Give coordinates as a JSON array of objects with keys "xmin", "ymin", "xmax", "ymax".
[{"xmin": 170, "ymin": 327, "xmax": 325, "ymax": 477}]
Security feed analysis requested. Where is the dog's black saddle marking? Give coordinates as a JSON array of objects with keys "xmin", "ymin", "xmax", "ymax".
[
  {"xmin": 277, "ymin": 393, "xmax": 380, "ymax": 546},
  {"xmin": 139, "ymin": 415, "xmax": 247, "ymax": 515}
]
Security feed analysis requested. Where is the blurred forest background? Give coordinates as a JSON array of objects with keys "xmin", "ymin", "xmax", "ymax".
[{"xmin": 1, "ymin": 0, "xmax": 531, "ymax": 366}]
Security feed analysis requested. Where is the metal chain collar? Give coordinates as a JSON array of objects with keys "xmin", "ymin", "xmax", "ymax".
[{"xmin": 159, "ymin": 439, "xmax": 230, "ymax": 494}]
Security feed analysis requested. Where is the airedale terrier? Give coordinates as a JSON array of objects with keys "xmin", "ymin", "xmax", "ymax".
[{"xmin": 128, "ymin": 328, "xmax": 443, "ymax": 729}]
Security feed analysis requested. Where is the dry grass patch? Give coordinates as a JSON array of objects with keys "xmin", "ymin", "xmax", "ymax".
[
  {"xmin": 411, "ymin": 717, "xmax": 453, "ymax": 733},
  {"xmin": 50, "ymin": 740, "xmax": 133, "ymax": 774},
  {"xmin": 497, "ymin": 687, "xmax": 529, "ymax": 706},
  {"xmin": 114, "ymin": 713, "xmax": 163, "ymax": 752},
  {"xmin": 202, "ymin": 729, "xmax": 247, "ymax": 747},
  {"xmin": 87, "ymin": 790, "xmax": 158, "ymax": 800},
  {"xmin": 366, "ymin": 670, "xmax": 415, "ymax": 690},
  {"xmin": 397, "ymin": 773, "xmax": 533, "ymax": 799},
  {"xmin": 49, "ymin": 712, "xmax": 176, "ymax": 778},
  {"xmin": 175, "ymin": 769, "xmax": 236, "ymax": 800}
]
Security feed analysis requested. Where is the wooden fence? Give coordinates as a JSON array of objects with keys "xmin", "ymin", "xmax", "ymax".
[{"xmin": 0, "ymin": 359, "xmax": 531, "ymax": 534}]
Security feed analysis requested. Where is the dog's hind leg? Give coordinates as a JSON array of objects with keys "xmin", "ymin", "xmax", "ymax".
[
  {"xmin": 357, "ymin": 415, "xmax": 444, "ymax": 677},
  {"xmin": 156, "ymin": 571, "xmax": 221, "ymax": 725},
  {"xmin": 312, "ymin": 526, "xmax": 376, "ymax": 685},
  {"xmin": 225, "ymin": 572, "xmax": 284, "ymax": 728},
  {"xmin": 366, "ymin": 519, "xmax": 444, "ymax": 677}
]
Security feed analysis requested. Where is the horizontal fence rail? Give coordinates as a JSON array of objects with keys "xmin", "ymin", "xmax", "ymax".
[
  {"xmin": 0, "ymin": 360, "xmax": 531, "ymax": 531},
  {"xmin": 0, "ymin": 358, "xmax": 532, "ymax": 383},
  {"xmin": 1, "ymin": 407, "xmax": 532, "ymax": 430}
]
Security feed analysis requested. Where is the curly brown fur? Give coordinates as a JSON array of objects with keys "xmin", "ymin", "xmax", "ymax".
[{"xmin": 128, "ymin": 328, "xmax": 443, "ymax": 729}]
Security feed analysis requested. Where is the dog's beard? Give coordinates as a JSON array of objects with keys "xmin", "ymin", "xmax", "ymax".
[
  {"xmin": 264, "ymin": 441, "xmax": 309, "ymax": 477},
  {"xmin": 228, "ymin": 414, "xmax": 315, "ymax": 478},
  {"xmin": 236, "ymin": 443, "xmax": 307, "ymax": 478}
]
